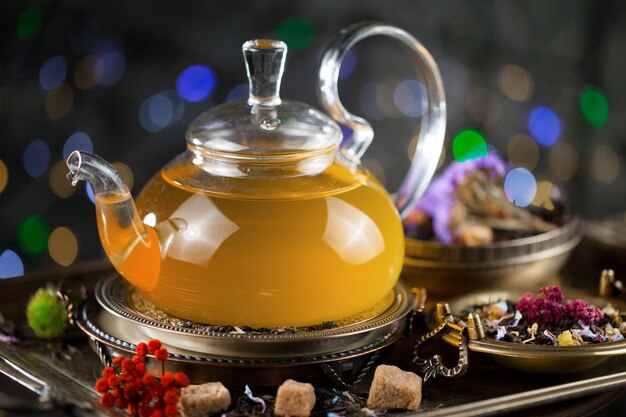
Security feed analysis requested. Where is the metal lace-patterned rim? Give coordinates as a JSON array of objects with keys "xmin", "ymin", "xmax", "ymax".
[
  {"xmin": 405, "ymin": 216, "xmax": 581, "ymax": 263},
  {"xmin": 77, "ymin": 299, "xmax": 400, "ymax": 366},
  {"xmin": 95, "ymin": 273, "xmax": 415, "ymax": 341}
]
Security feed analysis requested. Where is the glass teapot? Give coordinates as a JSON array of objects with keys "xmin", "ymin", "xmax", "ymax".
[{"xmin": 66, "ymin": 23, "xmax": 445, "ymax": 327}]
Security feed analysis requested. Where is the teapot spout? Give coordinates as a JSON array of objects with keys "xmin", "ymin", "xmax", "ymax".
[{"xmin": 66, "ymin": 150, "xmax": 160, "ymax": 292}]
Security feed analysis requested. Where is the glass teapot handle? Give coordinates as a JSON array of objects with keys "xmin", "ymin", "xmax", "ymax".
[{"xmin": 317, "ymin": 22, "xmax": 446, "ymax": 219}]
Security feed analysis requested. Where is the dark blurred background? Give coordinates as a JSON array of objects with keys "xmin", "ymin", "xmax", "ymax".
[{"xmin": 0, "ymin": 0, "xmax": 624, "ymax": 277}]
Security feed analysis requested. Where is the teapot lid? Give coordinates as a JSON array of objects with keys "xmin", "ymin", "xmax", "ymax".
[{"xmin": 185, "ymin": 40, "xmax": 342, "ymax": 163}]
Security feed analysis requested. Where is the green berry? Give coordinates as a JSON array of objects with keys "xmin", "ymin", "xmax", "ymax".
[{"xmin": 26, "ymin": 287, "xmax": 68, "ymax": 339}]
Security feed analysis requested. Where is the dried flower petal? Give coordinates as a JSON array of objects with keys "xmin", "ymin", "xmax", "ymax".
[{"xmin": 244, "ymin": 384, "xmax": 267, "ymax": 413}]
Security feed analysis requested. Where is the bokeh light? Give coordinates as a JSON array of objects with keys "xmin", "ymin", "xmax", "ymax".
[
  {"xmin": 74, "ymin": 55, "xmax": 101, "ymax": 90},
  {"xmin": 507, "ymin": 133, "xmax": 540, "ymax": 171},
  {"xmin": 528, "ymin": 106, "xmax": 561, "ymax": 146},
  {"xmin": 45, "ymin": 84, "xmax": 74, "ymax": 120},
  {"xmin": 139, "ymin": 91, "xmax": 185, "ymax": 132},
  {"xmin": 23, "ymin": 139, "xmax": 51, "ymax": 178},
  {"xmin": 176, "ymin": 65, "xmax": 217, "ymax": 103},
  {"xmin": 549, "ymin": 140, "xmax": 579, "ymax": 181},
  {"xmin": 17, "ymin": 7, "xmax": 43, "ymax": 40},
  {"xmin": 359, "ymin": 83, "xmax": 385, "ymax": 121},
  {"xmin": 227, "ymin": 83, "xmax": 249, "ymax": 101},
  {"xmin": 63, "ymin": 132, "xmax": 93, "ymax": 159},
  {"xmin": 339, "ymin": 50, "xmax": 357, "ymax": 79},
  {"xmin": 0, "ymin": 160, "xmax": 8, "ymax": 194},
  {"xmin": 276, "ymin": 16, "xmax": 315, "ymax": 51},
  {"xmin": 376, "ymin": 79, "xmax": 402, "ymax": 118},
  {"xmin": 17, "ymin": 215, "xmax": 49, "ymax": 255},
  {"xmin": 581, "ymin": 86, "xmax": 609, "ymax": 127},
  {"xmin": 49, "ymin": 160, "xmax": 77, "ymax": 198},
  {"xmin": 531, "ymin": 181, "xmax": 555, "ymax": 211},
  {"xmin": 112, "ymin": 162, "xmax": 134, "ymax": 192},
  {"xmin": 394, "ymin": 80, "xmax": 427, "ymax": 118},
  {"xmin": 39, "ymin": 56, "xmax": 67, "ymax": 91},
  {"xmin": 497, "ymin": 64, "xmax": 533, "ymax": 102},
  {"xmin": 362, "ymin": 158, "xmax": 386, "ymax": 185},
  {"xmin": 504, "ymin": 167, "xmax": 537, "ymax": 207},
  {"xmin": 452, "ymin": 129, "xmax": 488, "ymax": 162},
  {"xmin": 466, "ymin": 87, "xmax": 502, "ymax": 126},
  {"xmin": 48, "ymin": 227, "xmax": 78, "ymax": 266},
  {"xmin": 0, "ymin": 250, "xmax": 24, "ymax": 279},
  {"xmin": 95, "ymin": 51, "xmax": 126, "ymax": 87},
  {"xmin": 592, "ymin": 145, "xmax": 620, "ymax": 185}
]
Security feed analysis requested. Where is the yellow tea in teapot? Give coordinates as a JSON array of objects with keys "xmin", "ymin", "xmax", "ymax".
[{"xmin": 96, "ymin": 160, "xmax": 404, "ymax": 327}]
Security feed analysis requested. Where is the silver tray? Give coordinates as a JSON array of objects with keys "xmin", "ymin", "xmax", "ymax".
[{"xmin": 88, "ymin": 273, "xmax": 415, "ymax": 359}]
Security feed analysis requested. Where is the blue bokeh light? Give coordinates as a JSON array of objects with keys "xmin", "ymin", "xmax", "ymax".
[
  {"xmin": 149, "ymin": 94, "xmax": 174, "ymax": 128},
  {"xmin": 504, "ymin": 167, "xmax": 537, "ymax": 207},
  {"xmin": 394, "ymin": 80, "xmax": 427, "ymax": 118},
  {"xmin": 528, "ymin": 106, "xmax": 561, "ymax": 147},
  {"xmin": 176, "ymin": 65, "xmax": 217, "ymax": 103},
  {"xmin": 63, "ymin": 132, "xmax": 93, "ymax": 159},
  {"xmin": 139, "ymin": 91, "xmax": 185, "ymax": 132},
  {"xmin": 227, "ymin": 84, "xmax": 249, "ymax": 102},
  {"xmin": 0, "ymin": 250, "xmax": 24, "ymax": 279},
  {"xmin": 23, "ymin": 139, "xmax": 51, "ymax": 178},
  {"xmin": 39, "ymin": 56, "xmax": 67, "ymax": 90},
  {"xmin": 97, "ymin": 51, "xmax": 126, "ymax": 87},
  {"xmin": 339, "ymin": 50, "xmax": 357, "ymax": 79}
]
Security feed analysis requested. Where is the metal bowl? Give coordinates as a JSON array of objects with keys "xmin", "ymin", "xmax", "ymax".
[
  {"xmin": 402, "ymin": 217, "xmax": 582, "ymax": 298},
  {"xmin": 430, "ymin": 288, "xmax": 626, "ymax": 374}
]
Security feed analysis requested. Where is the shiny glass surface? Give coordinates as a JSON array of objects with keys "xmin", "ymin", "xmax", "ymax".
[{"xmin": 94, "ymin": 160, "xmax": 404, "ymax": 327}]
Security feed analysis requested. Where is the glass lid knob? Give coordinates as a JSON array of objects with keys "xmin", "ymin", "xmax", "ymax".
[{"xmin": 243, "ymin": 39, "xmax": 287, "ymax": 107}]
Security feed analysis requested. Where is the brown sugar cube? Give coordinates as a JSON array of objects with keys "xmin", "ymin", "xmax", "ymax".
[
  {"xmin": 179, "ymin": 382, "xmax": 231, "ymax": 417},
  {"xmin": 274, "ymin": 379, "xmax": 316, "ymax": 416},
  {"xmin": 367, "ymin": 365, "xmax": 422, "ymax": 411}
]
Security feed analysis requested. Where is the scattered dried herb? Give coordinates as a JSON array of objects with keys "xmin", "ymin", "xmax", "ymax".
[{"xmin": 465, "ymin": 286, "xmax": 624, "ymax": 346}]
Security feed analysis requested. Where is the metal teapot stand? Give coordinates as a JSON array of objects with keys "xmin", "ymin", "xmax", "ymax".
[{"xmin": 76, "ymin": 274, "xmax": 417, "ymax": 389}]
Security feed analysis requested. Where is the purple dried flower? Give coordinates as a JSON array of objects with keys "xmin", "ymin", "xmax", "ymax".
[
  {"xmin": 564, "ymin": 299, "xmax": 604, "ymax": 325},
  {"xmin": 516, "ymin": 287, "xmax": 565, "ymax": 327},
  {"xmin": 539, "ymin": 286, "xmax": 564, "ymax": 303},
  {"xmin": 411, "ymin": 151, "xmax": 510, "ymax": 243}
]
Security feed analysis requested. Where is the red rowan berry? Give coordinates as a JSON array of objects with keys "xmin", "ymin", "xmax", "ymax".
[
  {"xmin": 163, "ymin": 388, "xmax": 179, "ymax": 404},
  {"xmin": 100, "ymin": 392, "xmax": 115, "ymax": 407},
  {"xmin": 147, "ymin": 339, "xmax": 162, "ymax": 353},
  {"xmin": 174, "ymin": 372, "xmax": 189, "ymax": 387},
  {"xmin": 136, "ymin": 342, "xmax": 148, "ymax": 357},
  {"xmin": 125, "ymin": 382, "xmax": 139, "ymax": 398},
  {"xmin": 95, "ymin": 377, "xmax": 109, "ymax": 393},
  {"xmin": 161, "ymin": 373, "xmax": 174, "ymax": 388},
  {"xmin": 115, "ymin": 397, "xmax": 129, "ymax": 409},
  {"xmin": 101, "ymin": 367, "xmax": 115, "ymax": 378},
  {"xmin": 139, "ymin": 405, "xmax": 153, "ymax": 417},
  {"xmin": 164, "ymin": 404, "xmax": 177, "ymax": 417},
  {"xmin": 154, "ymin": 348, "xmax": 168, "ymax": 361},
  {"xmin": 142, "ymin": 374, "xmax": 156, "ymax": 385},
  {"xmin": 107, "ymin": 375, "xmax": 121, "ymax": 388},
  {"xmin": 122, "ymin": 358, "xmax": 136, "ymax": 372}
]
